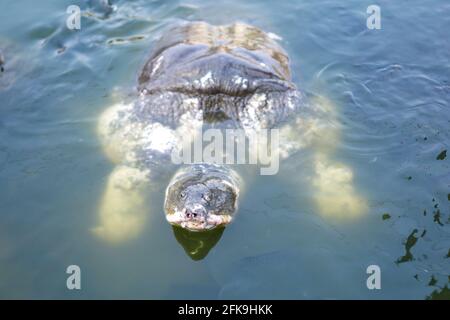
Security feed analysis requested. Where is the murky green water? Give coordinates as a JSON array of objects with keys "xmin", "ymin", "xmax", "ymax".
[{"xmin": 0, "ymin": 0, "xmax": 449, "ymax": 299}]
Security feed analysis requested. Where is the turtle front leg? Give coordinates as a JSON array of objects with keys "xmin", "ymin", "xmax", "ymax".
[
  {"xmin": 97, "ymin": 102, "xmax": 135, "ymax": 164},
  {"xmin": 311, "ymin": 153, "xmax": 368, "ymax": 219},
  {"xmin": 309, "ymin": 96, "xmax": 368, "ymax": 219},
  {"xmin": 93, "ymin": 165, "xmax": 151, "ymax": 243},
  {"xmin": 282, "ymin": 95, "xmax": 368, "ymax": 219},
  {"xmin": 95, "ymin": 102, "xmax": 203, "ymax": 242}
]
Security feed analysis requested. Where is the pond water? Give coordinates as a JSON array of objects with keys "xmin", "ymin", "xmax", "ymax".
[{"xmin": 0, "ymin": 0, "xmax": 449, "ymax": 299}]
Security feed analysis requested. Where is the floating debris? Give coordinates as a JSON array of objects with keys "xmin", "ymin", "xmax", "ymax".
[
  {"xmin": 382, "ymin": 213, "xmax": 391, "ymax": 220},
  {"xmin": 85, "ymin": 0, "xmax": 116, "ymax": 20},
  {"xmin": 57, "ymin": 46, "xmax": 66, "ymax": 54},
  {"xmin": 426, "ymin": 286, "xmax": 450, "ymax": 300},
  {"xmin": 0, "ymin": 49, "xmax": 4, "ymax": 72},
  {"xmin": 107, "ymin": 35, "xmax": 145, "ymax": 45},
  {"xmin": 436, "ymin": 150, "xmax": 447, "ymax": 160},
  {"xmin": 433, "ymin": 209, "xmax": 444, "ymax": 226},
  {"xmin": 428, "ymin": 275, "xmax": 438, "ymax": 286},
  {"xmin": 396, "ymin": 229, "xmax": 419, "ymax": 264}
]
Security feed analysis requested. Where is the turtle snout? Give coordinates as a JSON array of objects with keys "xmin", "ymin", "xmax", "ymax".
[{"xmin": 184, "ymin": 206, "xmax": 207, "ymax": 221}]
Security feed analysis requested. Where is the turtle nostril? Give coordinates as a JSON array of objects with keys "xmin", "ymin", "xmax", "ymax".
[
  {"xmin": 185, "ymin": 210, "xmax": 197, "ymax": 219},
  {"xmin": 185, "ymin": 208, "xmax": 204, "ymax": 220}
]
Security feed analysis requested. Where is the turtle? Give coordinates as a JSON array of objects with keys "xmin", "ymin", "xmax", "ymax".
[{"xmin": 95, "ymin": 22, "xmax": 367, "ymax": 257}]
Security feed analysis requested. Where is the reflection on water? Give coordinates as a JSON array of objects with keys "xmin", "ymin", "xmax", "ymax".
[
  {"xmin": 0, "ymin": 0, "xmax": 449, "ymax": 299},
  {"xmin": 172, "ymin": 226, "xmax": 225, "ymax": 261}
]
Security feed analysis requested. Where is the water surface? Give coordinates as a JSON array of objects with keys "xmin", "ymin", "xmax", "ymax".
[{"xmin": 0, "ymin": 0, "xmax": 449, "ymax": 299}]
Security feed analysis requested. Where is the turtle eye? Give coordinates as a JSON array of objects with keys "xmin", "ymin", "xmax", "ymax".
[
  {"xmin": 180, "ymin": 192, "xmax": 186, "ymax": 199},
  {"xmin": 202, "ymin": 193, "xmax": 211, "ymax": 202}
]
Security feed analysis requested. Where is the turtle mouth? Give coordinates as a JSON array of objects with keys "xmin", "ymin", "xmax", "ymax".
[{"xmin": 166, "ymin": 210, "xmax": 232, "ymax": 231}]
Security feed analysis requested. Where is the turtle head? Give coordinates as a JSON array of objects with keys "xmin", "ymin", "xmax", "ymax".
[{"xmin": 164, "ymin": 164, "xmax": 239, "ymax": 231}]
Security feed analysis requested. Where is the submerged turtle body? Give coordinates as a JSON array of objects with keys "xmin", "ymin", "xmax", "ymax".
[
  {"xmin": 99, "ymin": 22, "xmax": 303, "ymax": 170},
  {"xmin": 97, "ymin": 21, "xmax": 306, "ymax": 238},
  {"xmin": 96, "ymin": 21, "xmax": 368, "ymax": 259},
  {"xmin": 99, "ymin": 22, "xmax": 305, "ymax": 233}
]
